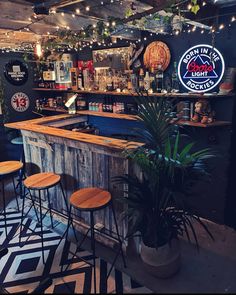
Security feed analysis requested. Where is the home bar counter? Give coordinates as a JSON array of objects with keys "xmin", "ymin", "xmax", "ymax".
[{"xmin": 5, "ymin": 114, "xmax": 143, "ymax": 248}]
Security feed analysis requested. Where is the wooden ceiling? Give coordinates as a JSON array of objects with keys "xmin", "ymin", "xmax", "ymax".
[{"xmin": 0, "ymin": 0, "xmax": 235, "ymax": 50}]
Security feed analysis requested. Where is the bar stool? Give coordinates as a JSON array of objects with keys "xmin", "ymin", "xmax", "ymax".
[
  {"xmin": 63, "ymin": 187, "xmax": 126, "ymax": 294},
  {"xmin": 0, "ymin": 161, "xmax": 23, "ymax": 241},
  {"xmin": 20, "ymin": 172, "xmax": 76, "ymax": 264}
]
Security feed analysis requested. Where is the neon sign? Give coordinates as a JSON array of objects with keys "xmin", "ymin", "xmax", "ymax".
[{"xmin": 178, "ymin": 44, "xmax": 225, "ymax": 93}]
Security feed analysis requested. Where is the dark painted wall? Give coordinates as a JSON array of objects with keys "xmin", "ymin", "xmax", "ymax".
[
  {"xmin": 75, "ymin": 9, "xmax": 236, "ymax": 225},
  {"xmin": 0, "ymin": 52, "xmax": 37, "ymax": 161},
  {"xmin": 1, "ymin": 6, "xmax": 236, "ymax": 225}
]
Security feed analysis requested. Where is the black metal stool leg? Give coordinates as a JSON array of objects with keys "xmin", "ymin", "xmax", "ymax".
[
  {"xmin": 28, "ymin": 189, "xmax": 40, "ymax": 223},
  {"xmin": 90, "ymin": 211, "xmax": 97, "ymax": 294},
  {"xmin": 11, "ymin": 176, "xmax": 20, "ymax": 211},
  {"xmin": 38, "ymin": 190, "xmax": 45, "ymax": 265},
  {"xmin": 19, "ymin": 186, "xmax": 26, "ymax": 246},
  {"xmin": 111, "ymin": 201, "xmax": 127, "ymax": 268},
  {"xmin": 1, "ymin": 179, "xmax": 8, "ymax": 240},
  {"xmin": 46, "ymin": 189, "xmax": 54, "ymax": 229},
  {"xmin": 59, "ymin": 182, "xmax": 78, "ymax": 243}
]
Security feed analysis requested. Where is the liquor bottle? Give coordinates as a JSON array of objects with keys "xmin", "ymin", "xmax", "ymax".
[
  {"xmin": 144, "ymin": 70, "xmax": 150, "ymax": 91},
  {"xmin": 77, "ymin": 66, "xmax": 84, "ymax": 90},
  {"xmin": 150, "ymin": 67, "xmax": 156, "ymax": 92},
  {"xmin": 156, "ymin": 65, "xmax": 164, "ymax": 93},
  {"xmin": 131, "ymin": 71, "xmax": 138, "ymax": 92},
  {"xmin": 59, "ymin": 62, "xmax": 65, "ymax": 81},
  {"xmin": 127, "ymin": 74, "xmax": 132, "ymax": 91},
  {"xmin": 106, "ymin": 70, "xmax": 113, "ymax": 91},
  {"xmin": 171, "ymin": 61, "xmax": 179, "ymax": 93},
  {"xmin": 139, "ymin": 68, "xmax": 145, "ymax": 92},
  {"xmin": 113, "ymin": 71, "xmax": 119, "ymax": 90}
]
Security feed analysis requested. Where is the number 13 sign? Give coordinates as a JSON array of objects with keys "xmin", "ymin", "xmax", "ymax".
[{"xmin": 11, "ymin": 92, "xmax": 30, "ymax": 112}]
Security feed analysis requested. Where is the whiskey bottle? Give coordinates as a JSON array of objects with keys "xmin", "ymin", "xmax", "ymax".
[
  {"xmin": 156, "ymin": 65, "xmax": 164, "ymax": 93},
  {"xmin": 171, "ymin": 61, "xmax": 179, "ymax": 93},
  {"xmin": 144, "ymin": 70, "xmax": 150, "ymax": 91},
  {"xmin": 77, "ymin": 66, "xmax": 84, "ymax": 90},
  {"xmin": 131, "ymin": 71, "xmax": 138, "ymax": 92},
  {"xmin": 150, "ymin": 67, "xmax": 156, "ymax": 92},
  {"xmin": 139, "ymin": 68, "xmax": 145, "ymax": 92}
]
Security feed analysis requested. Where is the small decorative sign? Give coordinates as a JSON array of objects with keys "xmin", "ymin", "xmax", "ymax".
[
  {"xmin": 11, "ymin": 92, "xmax": 30, "ymax": 112},
  {"xmin": 178, "ymin": 44, "xmax": 225, "ymax": 93},
  {"xmin": 4, "ymin": 60, "xmax": 28, "ymax": 86}
]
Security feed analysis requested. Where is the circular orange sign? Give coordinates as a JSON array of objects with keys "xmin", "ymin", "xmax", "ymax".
[{"xmin": 143, "ymin": 41, "xmax": 171, "ymax": 71}]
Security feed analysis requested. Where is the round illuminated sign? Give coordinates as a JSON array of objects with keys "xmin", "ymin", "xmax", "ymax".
[
  {"xmin": 4, "ymin": 60, "xmax": 28, "ymax": 86},
  {"xmin": 178, "ymin": 44, "xmax": 225, "ymax": 93},
  {"xmin": 11, "ymin": 92, "xmax": 30, "ymax": 112}
]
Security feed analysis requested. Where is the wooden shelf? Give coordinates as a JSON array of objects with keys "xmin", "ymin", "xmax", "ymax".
[
  {"xmin": 176, "ymin": 120, "xmax": 231, "ymax": 127},
  {"xmin": 77, "ymin": 110, "xmax": 138, "ymax": 121},
  {"xmin": 41, "ymin": 107, "xmax": 231, "ymax": 127},
  {"xmin": 41, "ymin": 107, "xmax": 67, "ymax": 113},
  {"xmin": 33, "ymin": 88, "xmax": 235, "ymax": 98}
]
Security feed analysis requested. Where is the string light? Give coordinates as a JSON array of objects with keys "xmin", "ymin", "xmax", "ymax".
[
  {"xmin": 76, "ymin": 8, "xmax": 80, "ymax": 14},
  {"xmin": 86, "ymin": 6, "xmax": 90, "ymax": 11},
  {"xmin": 219, "ymin": 24, "xmax": 224, "ymax": 30},
  {"xmin": 202, "ymin": 1, "xmax": 206, "ymax": 6},
  {"xmin": 72, "ymin": 14, "xmax": 75, "ymax": 18},
  {"xmin": 61, "ymin": 12, "xmax": 64, "ymax": 16},
  {"xmin": 232, "ymin": 16, "xmax": 236, "ymax": 22}
]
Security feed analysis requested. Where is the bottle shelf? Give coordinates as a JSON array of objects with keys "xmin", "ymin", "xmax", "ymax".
[
  {"xmin": 40, "ymin": 107, "xmax": 231, "ymax": 127},
  {"xmin": 33, "ymin": 88, "xmax": 235, "ymax": 98}
]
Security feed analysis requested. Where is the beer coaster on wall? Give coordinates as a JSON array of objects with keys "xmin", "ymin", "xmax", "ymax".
[
  {"xmin": 143, "ymin": 41, "xmax": 171, "ymax": 71},
  {"xmin": 11, "ymin": 92, "xmax": 30, "ymax": 112},
  {"xmin": 4, "ymin": 60, "xmax": 28, "ymax": 86}
]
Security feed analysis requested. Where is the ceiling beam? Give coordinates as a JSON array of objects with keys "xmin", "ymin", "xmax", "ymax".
[
  {"xmin": 48, "ymin": 0, "xmax": 85, "ymax": 9},
  {"xmin": 123, "ymin": 0, "xmax": 174, "ymax": 23},
  {"xmin": 137, "ymin": 0, "xmax": 174, "ymax": 8}
]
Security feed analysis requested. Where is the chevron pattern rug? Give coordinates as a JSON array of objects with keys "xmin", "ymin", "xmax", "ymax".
[{"xmin": 0, "ymin": 209, "xmax": 152, "ymax": 294}]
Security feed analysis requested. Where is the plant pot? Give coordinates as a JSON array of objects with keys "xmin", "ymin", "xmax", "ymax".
[{"xmin": 140, "ymin": 239, "xmax": 181, "ymax": 278}]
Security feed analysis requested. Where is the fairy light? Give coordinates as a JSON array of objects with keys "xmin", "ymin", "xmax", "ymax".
[
  {"xmin": 202, "ymin": 1, "xmax": 206, "ymax": 6},
  {"xmin": 61, "ymin": 12, "xmax": 64, "ymax": 16},
  {"xmin": 86, "ymin": 6, "xmax": 90, "ymax": 11},
  {"xmin": 76, "ymin": 8, "xmax": 80, "ymax": 13},
  {"xmin": 219, "ymin": 24, "xmax": 224, "ymax": 30},
  {"xmin": 201, "ymin": 29, "xmax": 204, "ymax": 34},
  {"xmin": 232, "ymin": 16, "xmax": 236, "ymax": 22},
  {"xmin": 72, "ymin": 14, "xmax": 75, "ymax": 18},
  {"xmin": 112, "ymin": 21, "xmax": 116, "ymax": 27},
  {"xmin": 188, "ymin": 3, "xmax": 192, "ymax": 10}
]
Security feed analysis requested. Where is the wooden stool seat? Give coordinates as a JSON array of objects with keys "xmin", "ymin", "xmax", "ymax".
[
  {"xmin": 70, "ymin": 187, "xmax": 111, "ymax": 211},
  {"xmin": 0, "ymin": 161, "xmax": 23, "ymax": 176},
  {"xmin": 24, "ymin": 172, "xmax": 61, "ymax": 190}
]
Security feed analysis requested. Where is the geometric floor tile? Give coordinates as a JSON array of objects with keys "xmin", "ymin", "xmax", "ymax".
[{"xmin": 0, "ymin": 207, "xmax": 153, "ymax": 294}]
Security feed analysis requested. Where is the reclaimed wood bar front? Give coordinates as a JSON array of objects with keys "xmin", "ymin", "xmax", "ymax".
[{"xmin": 5, "ymin": 114, "xmax": 142, "ymax": 248}]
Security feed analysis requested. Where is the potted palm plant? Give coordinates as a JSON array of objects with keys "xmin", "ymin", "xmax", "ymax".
[{"xmin": 114, "ymin": 96, "xmax": 214, "ymax": 278}]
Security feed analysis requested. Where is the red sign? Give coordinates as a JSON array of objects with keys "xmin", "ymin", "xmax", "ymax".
[{"xmin": 11, "ymin": 92, "xmax": 30, "ymax": 112}]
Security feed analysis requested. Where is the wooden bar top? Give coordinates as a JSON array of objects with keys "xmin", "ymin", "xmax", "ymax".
[{"xmin": 5, "ymin": 114, "xmax": 143, "ymax": 152}]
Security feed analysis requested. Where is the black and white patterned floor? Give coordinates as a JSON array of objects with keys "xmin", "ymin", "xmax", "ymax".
[{"xmin": 0, "ymin": 209, "xmax": 152, "ymax": 294}]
